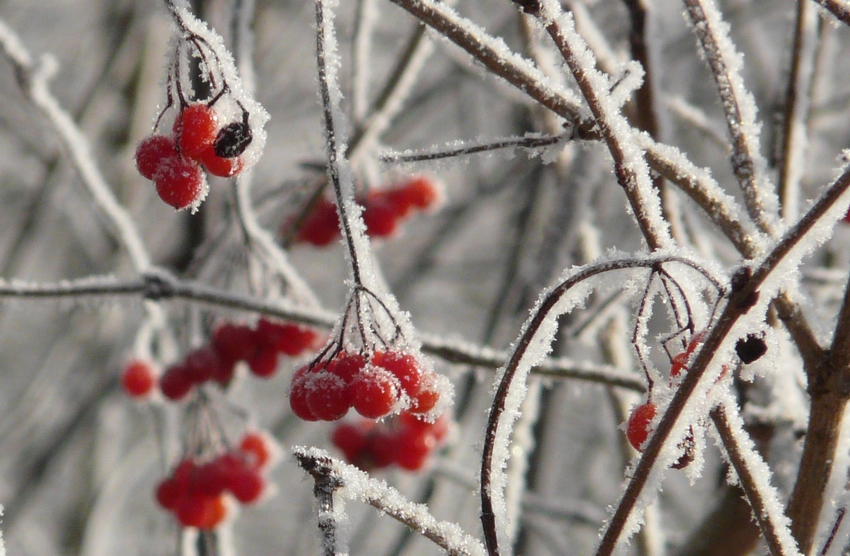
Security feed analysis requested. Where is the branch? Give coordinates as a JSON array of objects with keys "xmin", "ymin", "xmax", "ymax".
[
  {"xmin": 0, "ymin": 272, "xmax": 644, "ymax": 390},
  {"xmin": 534, "ymin": 0, "xmax": 672, "ymax": 251},
  {"xmin": 0, "ymin": 17, "xmax": 151, "ymax": 272},
  {"xmin": 379, "ymin": 132, "xmax": 567, "ymax": 164},
  {"xmin": 293, "ymin": 448, "xmax": 486, "ymax": 556},
  {"xmin": 711, "ymin": 401, "xmax": 802, "ymax": 556},
  {"xmin": 594, "ymin": 165, "xmax": 850, "ymax": 556},
  {"xmin": 812, "ymin": 0, "xmax": 850, "ymax": 28},
  {"xmin": 682, "ymin": 0, "xmax": 780, "ymax": 237}
]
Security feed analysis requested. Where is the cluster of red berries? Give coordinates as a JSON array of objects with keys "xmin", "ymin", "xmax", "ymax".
[
  {"xmin": 331, "ymin": 412, "xmax": 449, "ymax": 472},
  {"xmin": 296, "ymin": 176, "xmax": 443, "ymax": 247},
  {"xmin": 289, "ymin": 350, "xmax": 442, "ymax": 422},
  {"xmin": 135, "ymin": 103, "xmax": 245, "ymax": 210},
  {"xmin": 155, "ymin": 431, "xmax": 277, "ymax": 529},
  {"xmin": 158, "ymin": 318, "xmax": 319, "ymax": 401},
  {"xmin": 121, "ymin": 359, "xmax": 159, "ymax": 399}
]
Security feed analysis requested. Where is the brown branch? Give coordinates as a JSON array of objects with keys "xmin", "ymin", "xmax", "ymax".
[
  {"xmin": 811, "ymin": 0, "xmax": 850, "ymax": 28},
  {"xmin": 682, "ymin": 0, "xmax": 778, "ymax": 237}
]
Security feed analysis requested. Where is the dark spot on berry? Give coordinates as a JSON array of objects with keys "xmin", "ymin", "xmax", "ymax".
[
  {"xmin": 736, "ymin": 334, "xmax": 767, "ymax": 364},
  {"xmin": 214, "ymin": 120, "xmax": 252, "ymax": 158}
]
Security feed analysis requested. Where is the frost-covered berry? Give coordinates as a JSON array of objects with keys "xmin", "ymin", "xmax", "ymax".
[
  {"xmin": 351, "ymin": 368, "xmax": 400, "ymax": 419},
  {"xmin": 135, "ymin": 135, "xmax": 177, "ymax": 180},
  {"xmin": 626, "ymin": 402, "xmax": 657, "ymax": 451},
  {"xmin": 735, "ymin": 334, "xmax": 767, "ymax": 364},
  {"xmin": 153, "ymin": 156, "xmax": 206, "ymax": 210},
  {"xmin": 306, "ymin": 372, "xmax": 351, "ymax": 421},
  {"xmin": 200, "ymin": 146, "xmax": 243, "ymax": 178},
  {"xmin": 121, "ymin": 359, "xmax": 158, "ymax": 398},
  {"xmin": 175, "ymin": 103, "xmax": 218, "ymax": 159}
]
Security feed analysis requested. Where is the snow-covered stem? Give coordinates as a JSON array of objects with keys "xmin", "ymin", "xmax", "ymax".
[
  {"xmin": 812, "ymin": 0, "xmax": 850, "ymax": 27},
  {"xmin": 533, "ymin": 1, "xmax": 672, "ymax": 250},
  {"xmin": 0, "ymin": 17, "xmax": 151, "ymax": 273},
  {"xmin": 682, "ymin": 0, "xmax": 779, "ymax": 237},
  {"xmin": 350, "ymin": 0, "xmax": 376, "ymax": 124},
  {"xmin": 295, "ymin": 452, "xmax": 345, "ymax": 556},
  {"xmin": 777, "ymin": 0, "xmax": 818, "ymax": 224},
  {"xmin": 480, "ymin": 255, "xmax": 720, "ymax": 556},
  {"xmin": 711, "ymin": 402, "xmax": 802, "ymax": 556},
  {"xmin": 0, "ymin": 273, "xmax": 642, "ymax": 389},
  {"xmin": 379, "ymin": 133, "xmax": 567, "ymax": 164},
  {"xmin": 385, "ymin": 0, "xmax": 596, "ymax": 137},
  {"xmin": 293, "ymin": 448, "xmax": 486, "ymax": 556},
  {"xmin": 595, "ymin": 166, "xmax": 850, "ymax": 556},
  {"xmin": 233, "ymin": 174, "xmax": 320, "ymax": 305},
  {"xmin": 314, "ymin": 0, "xmax": 372, "ymax": 288}
]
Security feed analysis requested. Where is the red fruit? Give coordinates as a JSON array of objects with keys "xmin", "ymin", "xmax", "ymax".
[
  {"xmin": 362, "ymin": 196, "xmax": 398, "ymax": 237},
  {"xmin": 155, "ymin": 478, "xmax": 183, "ymax": 510},
  {"xmin": 331, "ymin": 422, "xmax": 370, "ymax": 462},
  {"xmin": 627, "ymin": 402, "xmax": 657, "ymax": 452},
  {"xmin": 176, "ymin": 494, "xmax": 226, "ymax": 529},
  {"xmin": 121, "ymin": 360, "xmax": 158, "ymax": 398},
  {"xmin": 373, "ymin": 351, "xmax": 421, "ymax": 397},
  {"xmin": 402, "ymin": 176, "xmax": 440, "ymax": 209},
  {"xmin": 213, "ymin": 323, "xmax": 259, "ymax": 364},
  {"xmin": 154, "ymin": 156, "xmax": 205, "ymax": 210},
  {"xmin": 197, "ymin": 495, "xmax": 228, "ymax": 529},
  {"xmin": 228, "ymin": 466, "xmax": 265, "ymax": 504},
  {"xmin": 159, "ymin": 364, "xmax": 194, "ymax": 400},
  {"xmin": 239, "ymin": 432, "xmax": 275, "ymax": 469},
  {"xmin": 409, "ymin": 373, "xmax": 440, "ymax": 414},
  {"xmin": 200, "ymin": 146, "xmax": 243, "ymax": 178},
  {"xmin": 290, "ymin": 366, "xmax": 319, "ymax": 421},
  {"xmin": 248, "ymin": 345, "xmax": 279, "ymax": 378},
  {"xmin": 393, "ymin": 430, "xmax": 433, "ymax": 471},
  {"xmin": 351, "ymin": 369, "xmax": 400, "ymax": 419},
  {"xmin": 364, "ymin": 432, "xmax": 396, "ymax": 469},
  {"xmin": 327, "ymin": 352, "xmax": 366, "ymax": 384},
  {"xmin": 670, "ymin": 352, "xmax": 689, "ymax": 379},
  {"xmin": 174, "ymin": 103, "xmax": 218, "ymax": 159},
  {"xmin": 297, "ymin": 199, "xmax": 340, "ymax": 246},
  {"xmin": 184, "ymin": 347, "xmax": 223, "ymax": 384},
  {"xmin": 136, "ymin": 135, "xmax": 177, "ymax": 180},
  {"xmin": 306, "ymin": 372, "xmax": 351, "ymax": 421}
]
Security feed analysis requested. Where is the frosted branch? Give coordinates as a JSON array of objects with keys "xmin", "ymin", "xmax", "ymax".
[
  {"xmin": 595, "ymin": 165, "xmax": 850, "ymax": 556},
  {"xmin": 683, "ymin": 0, "xmax": 780, "ymax": 237},
  {"xmin": 0, "ymin": 17, "xmax": 151, "ymax": 272},
  {"xmin": 535, "ymin": 0, "xmax": 672, "ymax": 250},
  {"xmin": 294, "ymin": 450, "xmax": 346, "ymax": 556},
  {"xmin": 379, "ymin": 132, "xmax": 568, "ymax": 164},
  {"xmin": 711, "ymin": 400, "xmax": 802, "ymax": 556},
  {"xmin": 480, "ymin": 254, "xmax": 720, "ymax": 555},
  {"xmin": 293, "ymin": 448, "xmax": 486, "ymax": 556},
  {"xmin": 0, "ymin": 273, "xmax": 641, "ymax": 389},
  {"xmin": 812, "ymin": 0, "xmax": 850, "ymax": 27}
]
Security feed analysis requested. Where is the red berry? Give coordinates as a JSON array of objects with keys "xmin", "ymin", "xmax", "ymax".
[
  {"xmin": 393, "ymin": 430, "xmax": 433, "ymax": 471},
  {"xmin": 331, "ymin": 422, "xmax": 371, "ymax": 462},
  {"xmin": 195, "ymin": 459, "xmax": 231, "ymax": 497},
  {"xmin": 362, "ymin": 196, "xmax": 398, "ymax": 237},
  {"xmin": 248, "ymin": 345, "xmax": 279, "ymax": 378},
  {"xmin": 297, "ymin": 199, "xmax": 340, "ymax": 246},
  {"xmin": 373, "ymin": 351, "xmax": 421, "ymax": 397},
  {"xmin": 364, "ymin": 431, "xmax": 397, "ymax": 469},
  {"xmin": 239, "ymin": 431, "xmax": 275, "ymax": 469},
  {"xmin": 154, "ymin": 156, "xmax": 205, "ymax": 210},
  {"xmin": 200, "ymin": 146, "xmax": 243, "ymax": 178},
  {"xmin": 290, "ymin": 366, "xmax": 319, "ymax": 421},
  {"xmin": 184, "ymin": 347, "xmax": 223, "ymax": 384},
  {"xmin": 121, "ymin": 360, "xmax": 158, "ymax": 398},
  {"xmin": 136, "ymin": 135, "xmax": 177, "ymax": 180},
  {"xmin": 351, "ymin": 368, "xmax": 400, "ymax": 419},
  {"xmin": 402, "ymin": 176, "xmax": 441, "ymax": 209},
  {"xmin": 670, "ymin": 352, "xmax": 689, "ymax": 379},
  {"xmin": 174, "ymin": 103, "xmax": 218, "ymax": 159},
  {"xmin": 255, "ymin": 318, "xmax": 316, "ymax": 356},
  {"xmin": 198, "ymin": 495, "xmax": 228, "ymax": 530},
  {"xmin": 228, "ymin": 466, "xmax": 265, "ymax": 504},
  {"xmin": 212, "ymin": 323, "xmax": 259, "ymax": 364},
  {"xmin": 155, "ymin": 478, "xmax": 183, "ymax": 510},
  {"xmin": 306, "ymin": 372, "xmax": 351, "ymax": 421},
  {"xmin": 159, "ymin": 364, "xmax": 194, "ymax": 400},
  {"xmin": 327, "ymin": 352, "xmax": 366, "ymax": 384},
  {"xmin": 627, "ymin": 402, "xmax": 657, "ymax": 452}
]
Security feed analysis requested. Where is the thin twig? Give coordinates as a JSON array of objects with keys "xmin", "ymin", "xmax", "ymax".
[
  {"xmin": 379, "ymin": 133, "xmax": 566, "ymax": 164},
  {"xmin": 0, "ymin": 272, "xmax": 644, "ymax": 390},
  {"xmin": 682, "ymin": 0, "xmax": 779, "ymax": 237},
  {"xmin": 594, "ymin": 165, "xmax": 850, "ymax": 556},
  {"xmin": 711, "ymin": 401, "xmax": 802, "ymax": 556},
  {"xmin": 811, "ymin": 0, "xmax": 850, "ymax": 28},
  {"xmin": 479, "ymin": 255, "xmax": 721, "ymax": 555},
  {"xmin": 534, "ymin": 0, "xmax": 671, "ymax": 251},
  {"xmin": 293, "ymin": 448, "xmax": 486, "ymax": 556}
]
